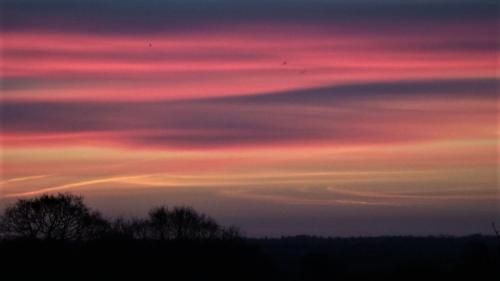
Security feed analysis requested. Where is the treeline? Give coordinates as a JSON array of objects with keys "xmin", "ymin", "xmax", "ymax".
[
  {"xmin": 1, "ymin": 194, "xmax": 499, "ymax": 280},
  {"xmin": 0, "ymin": 194, "xmax": 272, "ymax": 280},
  {"xmin": 0, "ymin": 193, "xmax": 240, "ymax": 241}
]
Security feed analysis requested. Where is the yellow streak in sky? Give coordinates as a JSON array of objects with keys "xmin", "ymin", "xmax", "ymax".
[
  {"xmin": 4, "ymin": 175, "xmax": 153, "ymax": 197},
  {"xmin": 0, "ymin": 174, "xmax": 54, "ymax": 185},
  {"xmin": 218, "ymin": 189, "xmax": 401, "ymax": 206},
  {"xmin": 325, "ymin": 186, "xmax": 496, "ymax": 201}
]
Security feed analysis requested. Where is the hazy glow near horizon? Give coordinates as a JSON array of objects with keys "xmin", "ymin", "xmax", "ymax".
[{"xmin": 1, "ymin": 0, "xmax": 498, "ymax": 236}]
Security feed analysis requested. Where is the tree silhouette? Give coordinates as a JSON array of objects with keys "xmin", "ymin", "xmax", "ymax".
[
  {"xmin": 148, "ymin": 206, "xmax": 221, "ymax": 240},
  {"xmin": 111, "ymin": 217, "xmax": 150, "ymax": 240},
  {"xmin": 0, "ymin": 193, "xmax": 109, "ymax": 240},
  {"xmin": 221, "ymin": 225, "xmax": 242, "ymax": 240},
  {"xmin": 0, "ymin": 194, "xmax": 240, "ymax": 241},
  {"xmin": 148, "ymin": 206, "xmax": 173, "ymax": 240},
  {"xmin": 147, "ymin": 205, "xmax": 240, "ymax": 240},
  {"xmin": 168, "ymin": 206, "xmax": 216, "ymax": 240}
]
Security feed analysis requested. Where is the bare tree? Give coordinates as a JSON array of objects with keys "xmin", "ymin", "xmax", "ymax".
[
  {"xmin": 145, "ymin": 205, "xmax": 239, "ymax": 240},
  {"xmin": 221, "ymin": 225, "xmax": 242, "ymax": 241},
  {"xmin": 129, "ymin": 218, "xmax": 150, "ymax": 240},
  {"xmin": 148, "ymin": 206, "xmax": 173, "ymax": 240},
  {"xmin": 168, "ymin": 206, "xmax": 217, "ymax": 240},
  {"xmin": 492, "ymin": 222, "xmax": 500, "ymax": 255},
  {"xmin": 0, "ymin": 193, "xmax": 109, "ymax": 240},
  {"xmin": 0, "ymin": 194, "xmax": 241, "ymax": 241},
  {"xmin": 111, "ymin": 217, "xmax": 150, "ymax": 240}
]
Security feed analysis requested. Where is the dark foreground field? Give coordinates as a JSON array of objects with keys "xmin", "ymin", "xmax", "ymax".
[{"xmin": 1, "ymin": 235, "xmax": 498, "ymax": 281}]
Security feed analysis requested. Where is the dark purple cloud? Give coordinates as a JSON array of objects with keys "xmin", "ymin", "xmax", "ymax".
[
  {"xmin": 206, "ymin": 78, "xmax": 498, "ymax": 105},
  {"xmin": 1, "ymin": 0, "xmax": 497, "ymax": 35},
  {"xmin": 2, "ymin": 78, "xmax": 497, "ymax": 148}
]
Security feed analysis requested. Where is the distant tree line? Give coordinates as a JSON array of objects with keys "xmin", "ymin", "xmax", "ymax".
[
  {"xmin": 1, "ymin": 194, "xmax": 499, "ymax": 280},
  {"xmin": 0, "ymin": 193, "xmax": 241, "ymax": 241}
]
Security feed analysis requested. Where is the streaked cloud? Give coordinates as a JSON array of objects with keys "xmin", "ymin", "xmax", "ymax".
[
  {"xmin": 2, "ymin": 78, "xmax": 496, "ymax": 148},
  {"xmin": 0, "ymin": 0, "xmax": 497, "ymax": 235}
]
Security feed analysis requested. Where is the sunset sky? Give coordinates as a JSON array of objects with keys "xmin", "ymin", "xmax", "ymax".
[{"xmin": 1, "ymin": 0, "xmax": 498, "ymax": 236}]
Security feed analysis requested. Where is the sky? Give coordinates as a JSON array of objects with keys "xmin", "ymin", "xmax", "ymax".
[{"xmin": 0, "ymin": 0, "xmax": 499, "ymax": 237}]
